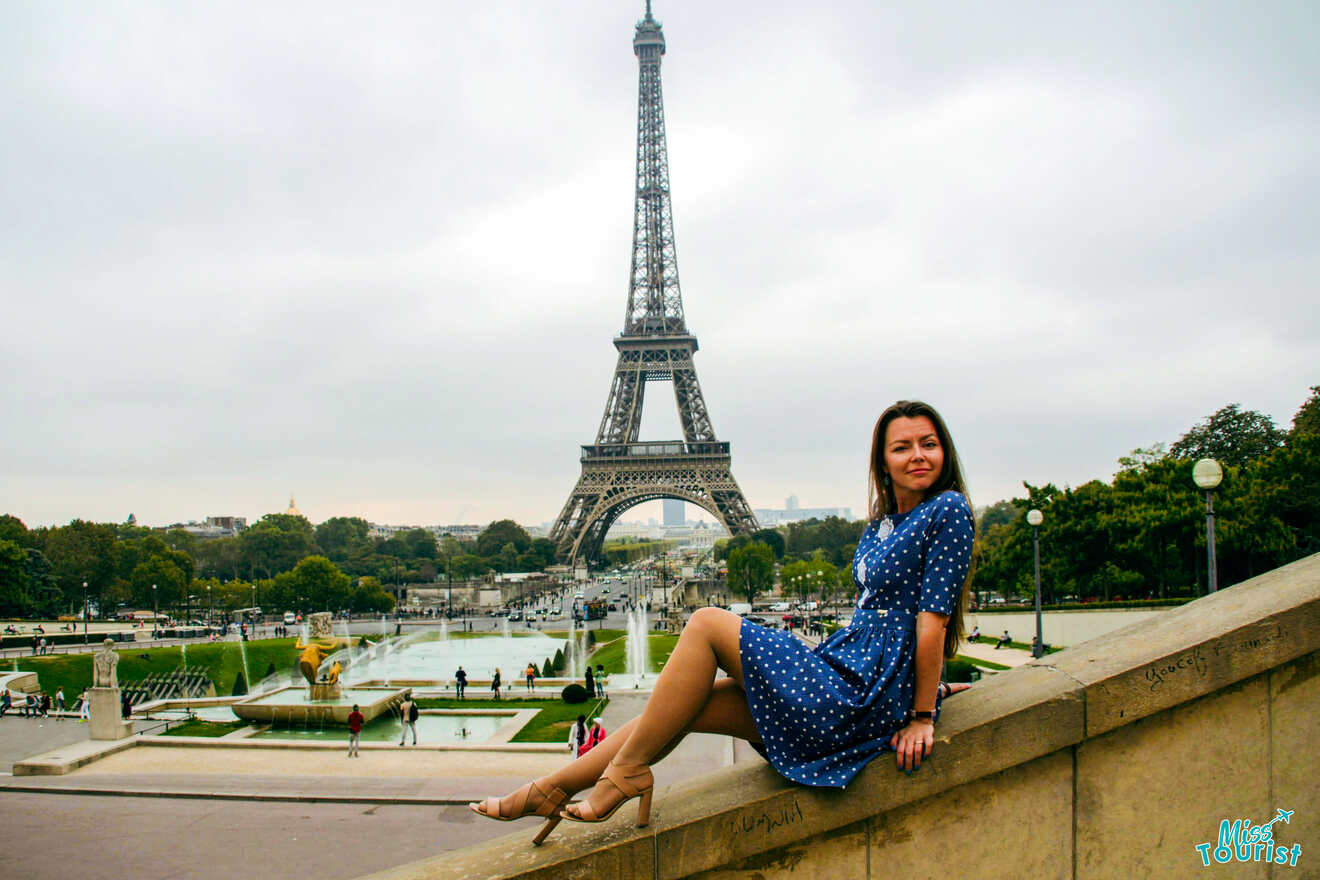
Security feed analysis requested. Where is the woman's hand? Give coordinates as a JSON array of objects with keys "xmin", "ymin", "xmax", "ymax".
[{"xmin": 890, "ymin": 719, "xmax": 934, "ymax": 771}]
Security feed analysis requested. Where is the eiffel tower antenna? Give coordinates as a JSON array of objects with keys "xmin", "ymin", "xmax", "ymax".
[{"xmin": 550, "ymin": 3, "xmax": 758, "ymax": 564}]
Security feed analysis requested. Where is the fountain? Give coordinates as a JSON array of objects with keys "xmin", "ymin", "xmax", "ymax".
[
  {"xmin": 232, "ymin": 630, "xmax": 251, "ymax": 694},
  {"xmin": 624, "ymin": 603, "xmax": 651, "ymax": 687},
  {"xmin": 440, "ymin": 618, "xmax": 448, "ymax": 641}
]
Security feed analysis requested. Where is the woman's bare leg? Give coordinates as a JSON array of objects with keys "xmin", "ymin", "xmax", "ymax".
[
  {"xmin": 536, "ymin": 677, "xmax": 761, "ymax": 797},
  {"xmin": 613, "ymin": 607, "xmax": 744, "ymax": 765}
]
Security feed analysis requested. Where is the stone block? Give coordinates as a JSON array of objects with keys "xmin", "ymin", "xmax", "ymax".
[
  {"xmin": 868, "ymin": 749, "xmax": 1073, "ymax": 880},
  {"xmin": 1269, "ymin": 650, "xmax": 1320, "ymax": 850},
  {"xmin": 355, "ymin": 817, "xmax": 655, "ymax": 880},
  {"xmin": 88, "ymin": 687, "xmax": 133, "ymax": 741},
  {"xmin": 686, "ymin": 818, "xmax": 867, "ymax": 880},
  {"xmin": 1043, "ymin": 553, "xmax": 1320, "ymax": 738},
  {"xmin": 1076, "ymin": 675, "xmax": 1271, "ymax": 879},
  {"xmin": 649, "ymin": 665, "xmax": 1082, "ymax": 879}
]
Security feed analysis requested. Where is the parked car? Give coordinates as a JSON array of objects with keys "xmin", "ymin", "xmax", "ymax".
[
  {"xmin": 283, "ymin": 612, "xmax": 297, "ymax": 625},
  {"xmin": 769, "ymin": 601, "xmax": 792, "ymax": 612}
]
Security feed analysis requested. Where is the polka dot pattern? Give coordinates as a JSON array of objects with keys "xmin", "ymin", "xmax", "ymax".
[{"xmin": 739, "ymin": 490, "xmax": 974, "ymax": 788}]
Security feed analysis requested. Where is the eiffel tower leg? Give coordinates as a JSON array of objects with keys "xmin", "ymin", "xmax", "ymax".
[{"xmin": 596, "ymin": 351, "xmax": 646, "ymax": 444}]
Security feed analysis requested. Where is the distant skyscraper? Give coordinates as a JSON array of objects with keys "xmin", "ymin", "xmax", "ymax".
[
  {"xmin": 663, "ymin": 499, "xmax": 685, "ymax": 526},
  {"xmin": 785, "ymin": 495, "xmax": 799, "ymax": 512}
]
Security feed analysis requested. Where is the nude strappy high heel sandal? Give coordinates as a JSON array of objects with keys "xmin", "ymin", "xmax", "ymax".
[
  {"xmin": 468, "ymin": 779, "xmax": 572, "ymax": 846},
  {"xmin": 559, "ymin": 762, "xmax": 654, "ymax": 827}
]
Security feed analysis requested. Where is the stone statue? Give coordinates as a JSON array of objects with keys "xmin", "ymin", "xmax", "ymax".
[
  {"xmin": 93, "ymin": 638, "xmax": 119, "ymax": 688},
  {"xmin": 308, "ymin": 612, "xmax": 333, "ymax": 640}
]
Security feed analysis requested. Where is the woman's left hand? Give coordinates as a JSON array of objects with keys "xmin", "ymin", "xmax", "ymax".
[{"xmin": 890, "ymin": 720, "xmax": 934, "ymax": 772}]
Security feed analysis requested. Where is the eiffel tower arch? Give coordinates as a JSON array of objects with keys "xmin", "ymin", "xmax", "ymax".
[{"xmin": 550, "ymin": 3, "xmax": 758, "ymax": 565}]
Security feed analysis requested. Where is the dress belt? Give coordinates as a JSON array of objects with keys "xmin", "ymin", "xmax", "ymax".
[{"xmin": 849, "ymin": 607, "xmax": 916, "ymax": 629}]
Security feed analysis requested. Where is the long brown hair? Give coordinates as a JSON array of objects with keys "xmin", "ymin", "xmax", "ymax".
[{"xmin": 866, "ymin": 400, "xmax": 974, "ymax": 658}]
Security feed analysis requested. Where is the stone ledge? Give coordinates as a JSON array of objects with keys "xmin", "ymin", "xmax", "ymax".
[
  {"xmin": 1038, "ymin": 552, "xmax": 1320, "ymax": 736},
  {"xmin": 12, "ymin": 736, "xmax": 139, "ymax": 776},
  {"xmin": 353, "ymin": 553, "xmax": 1319, "ymax": 880}
]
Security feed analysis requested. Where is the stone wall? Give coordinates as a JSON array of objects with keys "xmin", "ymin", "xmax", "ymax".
[{"xmin": 359, "ymin": 554, "xmax": 1319, "ymax": 880}]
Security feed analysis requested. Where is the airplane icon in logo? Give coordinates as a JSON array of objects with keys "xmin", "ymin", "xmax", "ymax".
[{"xmin": 1263, "ymin": 808, "xmax": 1294, "ymax": 829}]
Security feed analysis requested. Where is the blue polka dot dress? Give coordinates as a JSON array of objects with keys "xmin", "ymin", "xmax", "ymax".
[{"xmin": 739, "ymin": 490, "xmax": 974, "ymax": 788}]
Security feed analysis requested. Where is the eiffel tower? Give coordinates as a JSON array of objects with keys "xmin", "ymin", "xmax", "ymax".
[{"xmin": 550, "ymin": 2, "xmax": 758, "ymax": 564}]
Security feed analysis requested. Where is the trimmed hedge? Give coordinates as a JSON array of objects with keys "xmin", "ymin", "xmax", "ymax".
[{"xmin": 974, "ymin": 598, "xmax": 1191, "ymax": 613}]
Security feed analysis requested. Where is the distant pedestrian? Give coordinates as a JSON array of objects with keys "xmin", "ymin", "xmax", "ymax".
[
  {"xmin": 455, "ymin": 666, "xmax": 467, "ymax": 700},
  {"xmin": 525, "ymin": 662, "xmax": 537, "ymax": 693},
  {"xmin": 55, "ymin": 688, "xmax": 66, "ymax": 720},
  {"xmin": 39, "ymin": 637, "xmax": 47, "ymax": 655},
  {"xmin": 0, "ymin": 691, "xmax": 9, "ymax": 717},
  {"xmin": 491, "ymin": 668, "xmax": 502, "ymax": 700},
  {"xmin": 347, "ymin": 704, "xmax": 364, "ymax": 757},
  {"xmin": 398, "ymin": 695, "xmax": 418, "ymax": 746},
  {"xmin": 78, "ymin": 691, "xmax": 90, "ymax": 721},
  {"xmin": 594, "ymin": 664, "xmax": 606, "ymax": 698},
  {"xmin": 969, "ymin": 625, "xmax": 981, "ymax": 641},
  {"xmin": 40, "ymin": 693, "xmax": 51, "ymax": 717},
  {"xmin": 995, "ymin": 630, "xmax": 1011, "ymax": 650},
  {"xmin": 25, "ymin": 694, "xmax": 37, "ymax": 717},
  {"xmin": 587, "ymin": 717, "xmax": 607, "ymax": 752},
  {"xmin": 568, "ymin": 714, "xmax": 589, "ymax": 757},
  {"xmin": 584, "ymin": 666, "xmax": 595, "ymax": 698},
  {"xmin": 120, "ymin": 692, "xmax": 131, "ymax": 719}
]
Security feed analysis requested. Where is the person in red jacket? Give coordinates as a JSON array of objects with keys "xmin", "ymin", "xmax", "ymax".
[
  {"xmin": 586, "ymin": 717, "xmax": 607, "ymax": 752},
  {"xmin": 347, "ymin": 704, "xmax": 364, "ymax": 758}
]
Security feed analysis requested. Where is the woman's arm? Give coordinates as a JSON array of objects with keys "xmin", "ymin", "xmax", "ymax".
[{"xmin": 889, "ymin": 610, "xmax": 948, "ymax": 771}]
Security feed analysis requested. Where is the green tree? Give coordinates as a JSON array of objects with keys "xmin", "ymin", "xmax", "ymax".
[
  {"xmin": 476, "ymin": 520, "xmax": 532, "ymax": 558},
  {"xmin": 727, "ymin": 542, "xmax": 774, "ymax": 604},
  {"xmin": 271, "ymin": 555, "xmax": 352, "ymax": 613},
  {"xmin": 0, "ymin": 514, "xmax": 33, "ymax": 548},
  {"xmin": 130, "ymin": 555, "xmax": 189, "ymax": 612},
  {"xmin": 0, "ymin": 539, "xmax": 31, "ymax": 616},
  {"xmin": 751, "ymin": 528, "xmax": 785, "ymax": 559},
  {"xmin": 349, "ymin": 575, "xmax": 395, "ymax": 613},
  {"xmin": 1169, "ymin": 404, "xmax": 1285, "ymax": 468},
  {"xmin": 43, "ymin": 520, "xmax": 118, "ymax": 616},
  {"xmin": 314, "ymin": 517, "xmax": 372, "ymax": 562},
  {"xmin": 1289, "ymin": 386, "xmax": 1320, "ymax": 439},
  {"xmin": 239, "ymin": 514, "xmax": 316, "ymax": 578}
]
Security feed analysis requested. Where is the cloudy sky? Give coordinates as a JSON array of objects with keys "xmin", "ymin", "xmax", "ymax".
[{"xmin": 3, "ymin": 1, "xmax": 1315, "ymax": 531}]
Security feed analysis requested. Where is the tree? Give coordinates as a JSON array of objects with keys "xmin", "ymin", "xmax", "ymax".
[
  {"xmin": 43, "ymin": 520, "xmax": 118, "ymax": 615},
  {"xmin": 1290, "ymin": 386, "xmax": 1320, "ymax": 439},
  {"xmin": 751, "ymin": 528, "xmax": 785, "ymax": 559},
  {"xmin": 271, "ymin": 556, "xmax": 352, "ymax": 613},
  {"xmin": 0, "ymin": 514, "xmax": 33, "ymax": 548},
  {"xmin": 314, "ymin": 517, "xmax": 371, "ymax": 562},
  {"xmin": 1169, "ymin": 404, "xmax": 1285, "ymax": 468},
  {"xmin": 476, "ymin": 520, "xmax": 532, "ymax": 558},
  {"xmin": 727, "ymin": 542, "xmax": 774, "ymax": 604},
  {"xmin": 0, "ymin": 539, "xmax": 31, "ymax": 616},
  {"xmin": 240, "ymin": 514, "xmax": 316, "ymax": 578}
]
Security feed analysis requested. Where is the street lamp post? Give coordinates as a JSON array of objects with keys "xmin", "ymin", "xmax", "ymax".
[
  {"xmin": 82, "ymin": 581, "xmax": 88, "ymax": 645},
  {"xmin": 206, "ymin": 585, "xmax": 212, "ymax": 628},
  {"xmin": 152, "ymin": 583, "xmax": 158, "ymax": 621},
  {"xmin": 1193, "ymin": 458, "xmax": 1224, "ymax": 594},
  {"xmin": 1027, "ymin": 509, "xmax": 1044, "ymax": 658}
]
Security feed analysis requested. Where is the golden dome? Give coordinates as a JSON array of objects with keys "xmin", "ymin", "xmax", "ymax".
[{"xmin": 286, "ymin": 495, "xmax": 301, "ymax": 517}]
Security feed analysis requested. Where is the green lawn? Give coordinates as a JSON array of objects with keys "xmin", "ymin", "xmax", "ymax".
[
  {"xmin": 8, "ymin": 638, "xmax": 301, "ymax": 701},
  {"xmin": 588, "ymin": 632, "xmax": 679, "ymax": 675},
  {"xmin": 968, "ymin": 635, "xmax": 1062, "ymax": 654},
  {"xmin": 159, "ymin": 718, "xmax": 247, "ymax": 738},
  {"xmin": 956, "ymin": 654, "xmax": 1011, "ymax": 671},
  {"xmin": 414, "ymin": 696, "xmax": 609, "ymax": 742}
]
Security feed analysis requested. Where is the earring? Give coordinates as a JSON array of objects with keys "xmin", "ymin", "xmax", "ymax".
[{"xmin": 883, "ymin": 473, "xmax": 890, "ymax": 486}]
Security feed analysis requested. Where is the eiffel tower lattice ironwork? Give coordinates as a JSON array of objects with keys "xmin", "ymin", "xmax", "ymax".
[{"xmin": 550, "ymin": 3, "xmax": 758, "ymax": 564}]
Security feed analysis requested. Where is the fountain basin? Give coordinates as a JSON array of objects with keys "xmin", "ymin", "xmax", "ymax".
[{"xmin": 231, "ymin": 685, "xmax": 408, "ymax": 725}]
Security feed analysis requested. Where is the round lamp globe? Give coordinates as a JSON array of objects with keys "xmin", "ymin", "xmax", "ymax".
[{"xmin": 1192, "ymin": 458, "xmax": 1223, "ymax": 490}]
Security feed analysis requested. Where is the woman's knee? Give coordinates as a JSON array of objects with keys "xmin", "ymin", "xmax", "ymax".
[{"xmin": 688, "ymin": 606, "xmax": 732, "ymax": 633}]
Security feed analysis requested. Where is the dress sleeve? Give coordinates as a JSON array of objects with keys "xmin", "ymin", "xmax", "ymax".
[{"xmin": 918, "ymin": 492, "xmax": 974, "ymax": 616}]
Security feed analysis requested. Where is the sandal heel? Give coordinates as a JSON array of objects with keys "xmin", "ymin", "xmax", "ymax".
[
  {"xmin": 532, "ymin": 814, "xmax": 562, "ymax": 846},
  {"xmin": 636, "ymin": 788, "xmax": 652, "ymax": 827}
]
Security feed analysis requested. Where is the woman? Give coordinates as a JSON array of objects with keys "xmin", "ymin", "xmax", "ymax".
[
  {"xmin": 491, "ymin": 668, "xmax": 502, "ymax": 700},
  {"xmin": 470, "ymin": 400, "xmax": 975, "ymax": 846},
  {"xmin": 587, "ymin": 717, "xmax": 607, "ymax": 751},
  {"xmin": 568, "ymin": 714, "xmax": 590, "ymax": 757},
  {"xmin": 584, "ymin": 665, "xmax": 595, "ymax": 699}
]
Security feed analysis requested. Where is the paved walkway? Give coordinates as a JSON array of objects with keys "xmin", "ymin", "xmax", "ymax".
[{"xmin": 958, "ymin": 640, "xmax": 1035, "ymax": 667}]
